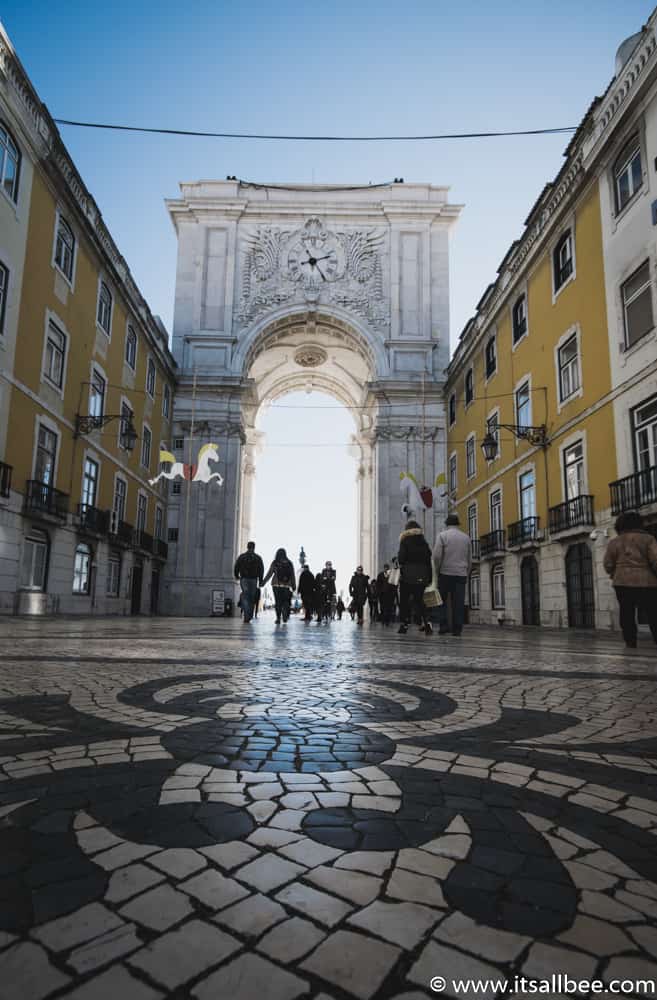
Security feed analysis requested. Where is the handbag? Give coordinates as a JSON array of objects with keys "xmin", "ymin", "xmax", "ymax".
[
  {"xmin": 388, "ymin": 566, "xmax": 400, "ymax": 586},
  {"xmin": 423, "ymin": 564, "xmax": 443, "ymax": 608}
]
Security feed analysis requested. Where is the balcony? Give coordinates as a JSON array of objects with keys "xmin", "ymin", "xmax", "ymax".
[
  {"xmin": 109, "ymin": 518, "xmax": 134, "ymax": 547},
  {"xmin": 480, "ymin": 529, "xmax": 506, "ymax": 557},
  {"xmin": 508, "ymin": 516, "xmax": 541, "ymax": 548},
  {"xmin": 470, "ymin": 539, "xmax": 480, "ymax": 562},
  {"xmin": 610, "ymin": 465, "xmax": 657, "ymax": 515},
  {"xmin": 153, "ymin": 538, "xmax": 168, "ymax": 560},
  {"xmin": 24, "ymin": 480, "xmax": 69, "ymax": 521},
  {"xmin": 136, "ymin": 530, "xmax": 154, "ymax": 555},
  {"xmin": 75, "ymin": 503, "xmax": 110, "ymax": 536},
  {"xmin": 549, "ymin": 495, "xmax": 595, "ymax": 535},
  {"xmin": 0, "ymin": 462, "xmax": 12, "ymax": 499}
]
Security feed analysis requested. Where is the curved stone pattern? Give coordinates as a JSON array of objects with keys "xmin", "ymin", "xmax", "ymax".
[{"xmin": 0, "ymin": 617, "xmax": 656, "ymax": 998}]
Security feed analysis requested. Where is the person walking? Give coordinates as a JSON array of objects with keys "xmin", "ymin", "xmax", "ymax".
[
  {"xmin": 234, "ymin": 541, "xmax": 264, "ymax": 623},
  {"xmin": 397, "ymin": 520, "xmax": 433, "ymax": 635},
  {"xmin": 367, "ymin": 578, "xmax": 379, "ymax": 622},
  {"xmin": 336, "ymin": 596, "xmax": 345, "ymax": 620},
  {"xmin": 604, "ymin": 510, "xmax": 657, "ymax": 649},
  {"xmin": 433, "ymin": 514, "xmax": 472, "ymax": 637},
  {"xmin": 349, "ymin": 566, "xmax": 370, "ymax": 625},
  {"xmin": 262, "ymin": 548, "xmax": 297, "ymax": 624},
  {"xmin": 377, "ymin": 564, "xmax": 397, "ymax": 626},
  {"xmin": 298, "ymin": 565, "xmax": 316, "ymax": 622},
  {"xmin": 314, "ymin": 572, "xmax": 328, "ymax": 623}
]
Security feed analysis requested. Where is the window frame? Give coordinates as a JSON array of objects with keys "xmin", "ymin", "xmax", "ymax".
[
  {"xmin": 141, "ymin": 424, "xmax": 152, "ymax": 471},
  {"xmin": 489, "ymin": 486, "xmax": 503, "ymax": 533},
  {"xmin": 146, "ymin": 357, "xmax": 156, "ymax": 399},
  {"xmin": 19, "ymin": 529, "xmax": 49, "ymax": 592},
  {"xmin": 155, "ymin": 505, "xmax": 164, "ymax": 540},
  {"xmin": 72, "ymin": 542, "xmax": 92, "ymax": 595},
  {"xmin": 125, "ymin": 324, "xmax": 137, "ymax": 370},
  {"xmin": 464, "ymin": 367, "xmax": 474, "ymax": 406},
  {"xmin": 518, "ymin": 466, "xmax": 536, "ymax": 521},
  {"xmin": 97, "ymin": 280, "xmax": 113, "ymax": 336},
  {"xmin": 162, "ymin": 384, "xmax": 171, "ymax": 420},
  {"xmin": 484, "ymin": 334, "xmax": 497, "ymax": 381},
  {"xmin": 485, "ymin": 408, "xmax": 500, "ymax": 463},
  {"xmin": 81, "ymin": 456, "xmax": 99, "ymax": 509},
  {"xmin": 168, "ymin": 527, "xmax": 179, "ymax": 542},
  {"xmin": 614, "ymin": 133, "xmax": 643, "ymax": 215},
  {"xmin": 515, "ymin": 377, "xmax": 532, "ymax": 431},
  {"xmin": 491, "ymin": 562, "xmax": 505, "ymax": 609},
  {"xmin": 33, "ymin": 420, "xmax": 59, "ymax": 488},
  {"xmin": 112, "ymin": 474, "xmax": 128, "ymax": 528},
  {"xmin": 136, "ymin": 491, "xmax": 148, "ymax": 533},
  {"xmin": 448, "ymin": 393, "xmax": 456, "ymax": 427},
  {"xmin": 118, "ymin": 398, "xmax": 135, "ymax": 452},
  {"xmin": 106, "ymin": 552, "xmax": 121, "ymax": 597},
  {"xmin": 0, "ymin": 121, "xmax": 21, "ymax": 204},
  {"xmin": 449, "ymin": 452, "xmax": 457, "ymax": 494},
  {"xmin": 562, "ymin": 438, "xmax": 585, "ymax": 501},
  {"xmin": 53, "ymin": 214, "xmax": 76, "ymax": 285},
  {"xmin": 632, "ymin": 394, "xmax": 657, "ymax": 474},
  {"xmin": 89, "ymin": 367, "xmax": 106, "ymax": 420},
  {"xmin": 42, "ymin": 318, "xmax": 67, "ymax": 393},
  {"xmin": 621, "ymin": 259, "xmax": 654, "ymax": 350},
  {"xmin": 553, "ymin": 228, "xmax": 575, "ymax": 296},
  {"xmin": 512, "ymin": 293, "xmax": 528, "ymax": 345},
  {"xmin": 469, "ymin": 572, "xmax": 480, "ymax": 610},
  {"xmin": 556, "ymin": 329, "xmax": 582, "ymax": 407},
  {"xmin": 465, "ymin": 433, "xmax": 476, "ymax": 480}
]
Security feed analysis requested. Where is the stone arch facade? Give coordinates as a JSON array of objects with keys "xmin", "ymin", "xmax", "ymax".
[{"xmin": 161, "ymin": 181, "xmax": 461, "ymax": 614}]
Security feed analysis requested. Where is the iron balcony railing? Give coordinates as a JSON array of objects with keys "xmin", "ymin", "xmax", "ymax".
[
  {"xmin": 24, "ymin": 480, "xmax": 69, "ymax": 520},
  {"xmin": 610, "ymin": 465, "xmax": 657, "ymax": 515},
  {"xmin": 76, "ymin": 503, "xmax": 110, "ymax": 535},
  {"xmin": 153, "ymin": 538, "xmax": 169, "ymax": 560},
  {"xmin": 0, "ymin": 462, "xmax": 12, "ymax": 499},
  {"xmin": 109, "ymin": 517, "xmax": 134, "ymax": 546},
  {"xmin": 548, "ymin": 495, "xmax": 595, "ymax": 534},
  {"xmin": 508, "ymin": 516, "xmax": 541, "ymax": 547},
  {"xmin": 480, "ymin": 529, "xmax": 506, "ymax": 557},
  {"xmin": 470, "ymin": 539, "xmax": 480, "ymax": 561},
  {"xmin": 137, "ymin": 530, "xmax": 154, "ymax": 554}
]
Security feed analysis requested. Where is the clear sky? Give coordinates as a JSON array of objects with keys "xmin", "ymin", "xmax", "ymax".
[{"xmin": 3, "ymin": 0, "xmax": 654, "ymax": 580}]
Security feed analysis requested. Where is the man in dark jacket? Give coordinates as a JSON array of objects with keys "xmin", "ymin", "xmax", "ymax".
[
  {"xmin": 397, "ymin": 520, "xmax": 433, "ymax": 635},
  {"xmin": 234, "ymin": 541, "xmax": 264, "ymax": 623},
  {"xmin": 377, "ymin": 564, "xmax": 397, "ymax": 626},
  {"xmin": 349, "ymin": 566, "xmax": 370, "ymax": 625},
  {"xmin": 298, "ymin": 565, "xmax": 316, "ymax": 622}
]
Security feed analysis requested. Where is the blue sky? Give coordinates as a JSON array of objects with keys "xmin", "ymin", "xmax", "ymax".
[{"xmin": 3, "ymin": 1, "xmax": 654, "ymax": 589}]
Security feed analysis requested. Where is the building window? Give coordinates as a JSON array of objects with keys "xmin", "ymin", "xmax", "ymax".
[
  {"xmin": 107, "ymin": 553, "xmax": 121, "ymax": 596},
  {"xmin": 519, "ymin": 469, "xmax": 536, "ymax": 520},
  {"xmin": 172, "ymin": 481, "xmax": 182, "ymax": 495},
  {"xmin": 512, "ymin": 295, "xmax": 527, "ymax": 343},
  {"xmin": 491, "ymin": 563, "xmax": 505, "ymax": 609},
  {"xmin": 466, "ymin": 435, "xmax": 476, "ymax": 479},
  {"xmin": 81, "ymin": 458, "xmax": 99, "ymax": 509},
  {"xmin": 163, "ymin": 384, "xmax": 171, "ymax": 419},
  {"xmin": 484, "ymin": 336, "xmax": 497, "ymax": 378},
  {"xmin": 73, "ymin": 543, "xmax": 92, "ymax": 594},
  {"xmin": 0, "ymin": 262, "xmax": 7, "ymax": 335},
  {"xmin": 173, "ymin": 437, "xmax": 184, "ymax": 451},
  {"xmin": 515, "ymin": 381, "xmax": 531, "ymax": 429},
  {"xmin": 464, "ymin": 368, "xmax": 474, "ymax": 405},
  {"xmin": 125, "ymin": 326, "xmax": 137, "ymax": 369},
  {"xmin": 614, "ymin": 135, "xmax": 642, "ymax": 213},
  {"xmin": 168, "ymin": 527, "xmax": 179, "ymax": 542},
  {"xmin": 119, "ymin": 402, "xmax": 134, "ymax": 450},
  {"xmin": 137, "ymin": 493, "xmax": 147, "ymax": 532},
  {"xmin": 448, "ymin": 393, "xmax": 456, "ymax": 426},
  {"xmin": 558, "ymin": 334, "xmax": 580, "ymax": 402},
  {"xmin": 155, "ymin": 506, "xmax": 163, "ymax": 540},
  {"xmin": 449, "ymin": 453, "xmax": 457, "ymax": 493},
  {"xmin": 97, "ymin": 282, "xmax": 112, "ymax": 334},
  {"xmin": 622, "ymin": 260, "xmax": 653, "ymax": 349},
  {"xmin": 146, "ymin": 358, "xmax": 156, "ymax": 397},
  {"xmin": 469, "ymin": 573, "xmax": 480, "ymax": 609},
  {"xmin": 141, "ymin": 426, "xmax": 152, "ymax": 469},
  {"xmin": 490, "ymin": 488, "xmax": 502, "ymax": 532},
  {"xmin": 0, "ymin": 123, "xmax": 20, "ymax": 202},
  {"xmin": 468, "ymin": 504, "xmax": 478, "ymax": 549},
  {"xmin": 44, "ymin": 321, "xmax": 66, "ymax": 389},
  {"xmin": 19, "ymin": 529, "xmax": 49, "ymax": 591},
  {"xmin": 89, "ymin": 369, "xmax": 106, "ymax": 419},
  {"xmin": 486, "ymin": 412, "xmax": 500, "ymax": 459},
  {"xmin": 554, "ymin": 231, "xmax": 574, "ymax": 291},
  {"xmin": 35, "ymin": 425, "xmax": 57, "ymax": 485},
  {"xmin": 112, "ymin": 477, "xmax": 127, "ymax": 527},
  {"xmin": 564, "ymin": 441, "xmax": 584, "ymax": 500},
  {"xmin": 634, "ymin": 396, "xmax": 657, "ymax": 473},
  {"xmin": 54, "ymin": 217, "xmax": 75, "ymax": 281}
]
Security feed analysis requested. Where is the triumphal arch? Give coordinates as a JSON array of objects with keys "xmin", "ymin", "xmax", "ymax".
[{"xmin": 161, "ymin": 181, "xmax": 461, "ymax": 614}]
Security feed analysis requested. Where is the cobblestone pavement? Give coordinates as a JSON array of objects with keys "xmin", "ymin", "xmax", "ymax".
[{"xmin": 0, "ymin": 615, "xmax": 656, "ymax": 1000}]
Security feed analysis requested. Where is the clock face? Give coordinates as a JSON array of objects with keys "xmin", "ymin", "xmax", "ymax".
[{"xmin": 287, "ymin": 233, "xmax": 344, "ymax": 283}]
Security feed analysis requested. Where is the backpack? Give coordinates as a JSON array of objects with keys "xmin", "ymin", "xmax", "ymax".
[
  {"xmin": 275, "ymin": 560, "xmax": 294, "ymax": 586},
  {"xmin": 240, "ymin": 551, "xmax": 260, "ymax": 577}
]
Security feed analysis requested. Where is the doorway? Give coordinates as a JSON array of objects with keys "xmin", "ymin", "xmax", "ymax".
[
  {"xmin": 521, "ymin": 555, "xmax": 540, "ymax": 626},
  {"xmin": 131, "ymin": 560, "xmax": 143, "ymax": 616},
  {"xmin": 565, "ymin": 543, "xmax": 595, "ymax": 628},
  {"xmin": 150, "ymin": 568, "xmax": 160, "ymax": 615}
]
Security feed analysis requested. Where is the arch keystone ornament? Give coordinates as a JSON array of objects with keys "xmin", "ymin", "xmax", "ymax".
[{"xmin": 164, "ymin": 181, "xmax": 462, "ymax": 614}]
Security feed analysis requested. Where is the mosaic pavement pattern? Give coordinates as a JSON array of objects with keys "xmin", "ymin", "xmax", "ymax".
[{"xmin": 0, "ymin": 616, "xmax": 656, "ymax": 999}]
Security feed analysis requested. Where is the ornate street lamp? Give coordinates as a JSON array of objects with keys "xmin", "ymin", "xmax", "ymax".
[
  {"xmin": 74, "ymin": 413, "xmax": 138, "ymax": 452},
  {"xmin": 480, "ymin": 423, "xmax": 548, "ymax": 462}
]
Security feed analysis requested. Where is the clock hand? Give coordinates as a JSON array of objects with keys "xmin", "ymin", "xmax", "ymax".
[
  {"xmin": 315, "ymin": 263, "xmax": 328, "ymax": 281},
  {"xmin": 313, "ymin": 255, "xmax": 332, "ymax": 263}
]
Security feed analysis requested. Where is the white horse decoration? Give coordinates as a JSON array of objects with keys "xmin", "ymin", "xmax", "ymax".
[
  {"xmin": 149, "ymin": 443, "xmax": 224, "ymax": 487},
  {"xmin": 400, "ymin": 470, "xmax": 447, "ymax": 520}
]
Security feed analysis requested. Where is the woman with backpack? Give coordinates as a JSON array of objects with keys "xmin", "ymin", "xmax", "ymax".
[
  {"xmin": 397, "ymin": 519, "xmax": 433, "ymax": 635},
  {"xmin": 262, "ymin": 548, "xmax": 297, "ymax": 624}
]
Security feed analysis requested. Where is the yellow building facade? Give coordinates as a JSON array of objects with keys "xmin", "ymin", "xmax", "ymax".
[
  {"xmin": 0, "ymin": 27, "xmax": 176, "ymax": 615},
  {"xmin": 446, "ymin": 156, "xmax": 620, "ymax": 629}
]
